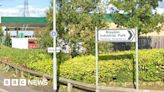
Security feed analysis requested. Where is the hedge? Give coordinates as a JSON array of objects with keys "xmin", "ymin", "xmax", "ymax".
[
  {"xmin": 0, "ymin": 46, "xmax": 53, "ymax": 74},
  {"xmin": 0, "ymin": 46, "xmax": 70, "ymax": 75},
  {"xmin": 60, "ymin": 49, "xmax": 164, "ymax": 84},
  {"xmin": 0, "ymin": 46, "xmax": 163, "ymax": 85}
]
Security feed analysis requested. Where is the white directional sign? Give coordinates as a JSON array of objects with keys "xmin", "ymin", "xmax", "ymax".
[
  {"xmin": 98, "ymin": 29, "xmax": 136, "ymax": 42},
  {"xmin": 56, "ymin": 47, "xmax": 61, "ymax": 52},
  {"xmin": 48, "ymin": 47, "xmax": 61, "ymax": 53},
  {"xmin": 48, "ymin": 47, "xmax": 54, "ymax": 53}
]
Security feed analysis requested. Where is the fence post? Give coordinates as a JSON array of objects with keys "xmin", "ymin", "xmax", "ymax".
[
  {"xmin": 15, "ymin": 69, "xmax": 18, "ymax": 75},
  {"xmin": 21, "ymin": 71, "xmax": 24, "ymax": 78},
  {"xmin": 42, "ymin": 75, "xmax": 48, "ymax": 82},
  {"xmin": 67, "ymin": 82, "xmax": 72, "ymax": 92}
]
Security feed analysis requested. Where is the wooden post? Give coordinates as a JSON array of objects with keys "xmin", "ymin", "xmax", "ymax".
[
  {"xmin": 12, "ymin": 69, "xmax": 18, "ymax": 77},
  {"xmin": 42, "ymin": 75, "xmax": 48, "ymax": 82},
  {"xmin": 5, "ymin": 65, "xmax": 10, "ymax": 72},
  {"xmin": 21, "ymin": 71, "xmax": 24, "ymax": 78},
  {"xmin": 67, "ymin": 82, "xmax": 72, "ymax": 92},
  {"xmin": 15, "ymin": 69, "xmax": 18, "ymax": 75},
  {"xmin": 27, "ymin": 73, "xmax": 31, "ymax": 79}
]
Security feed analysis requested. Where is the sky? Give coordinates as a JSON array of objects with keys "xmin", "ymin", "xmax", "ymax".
[
  {"xmin": 0, "ymin": 0, "xmax": 51, "ymax": 17},
  {"xmin": 0, "ymin": 0, "xmax": 164, "ymax": 17},
  {"xmin": 156, "ymin": 0, "xmax": 164, "ymax": 14},
  {"xmin": 104, "ymin": 0, "xmax": 164, "ymax": 14}
]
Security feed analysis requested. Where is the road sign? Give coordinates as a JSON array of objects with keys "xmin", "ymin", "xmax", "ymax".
[
  {"xmin": 48, "ymin": 47, "xmax": 54, "ymax": 53},
  {"xmin": 56, "ymin": 47, "xmax": 61, "ymax": 52},
  {"xmin": 50, "ymin": 31, "xmax": 57, "ymax": 37},
  {"xmin": 48, "ymin": 47, "xmax": 61, "ymax": 53},
  {"xmin": 98, "ymin": 29, "xmax": 136, "ymax": 42},
  {"xmin": 95, "ymin": 28, "xmax": 138, "ymax": 92}
]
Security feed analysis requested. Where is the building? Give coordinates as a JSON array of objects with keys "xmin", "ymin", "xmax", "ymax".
[{"xmin": 0, "ymin": 16, "xmax": 47, "ymax": 49}]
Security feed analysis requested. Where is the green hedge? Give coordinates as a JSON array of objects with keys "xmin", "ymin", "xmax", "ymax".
[
  {"xmin": 0, "ymin": 46, "xmax": 70, "ymax": 75},
  {"xmin": 0, "ymin": 46, "xmax": 53, "ymax": 74},
  {"xmin": 0, "ymin": 46, "xmax": 163, "ymax": 85},
  {"xmin": 60, "ymin": 49, "xmax": 164, "ymax": 84}
]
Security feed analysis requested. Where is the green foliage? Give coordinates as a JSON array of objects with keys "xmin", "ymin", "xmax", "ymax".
[
  {"xmin": 0, "ymin": 27, "xmax": 3, "ymax": 37},
  {"xmin": 59, "ymin": 55, "xmax": 133, "ymax": 84},
  {"xmin": 0, "ymin": 27, "xmax": 3, "ymax": 45},
  {"xmin": 56, "ymin": 0, "xmax": 104, "ymax": 55},
  {"xmin": 139, "ymin": 49, "xmax": 164, "ymax": 81},
  {"xmin": 36, "ymin": 4, "xmax": 53, "ymax": 48},
  {"xmin": 0, "ymin": 46, "xmax": 52, "ymax": 74},
  {"xmin": 60, "ymin": 49, "xmax": 164, "ymax": 84},
  {"xmin": 0, "ymin": 47, "xmax": 163, "ymax": 85},
  {"xmin": 27, "ymin": 58, "xmax": 53, "ymax": 75},
  {"xmin": 0, "ymin": 46, "xmax": 71, "ymax": 75},
  {"xmin": 35, "ymin": 3, "xmax": 53, "ymax": 48},
  {"xmin": 5, "ymin": 33, "xmax": 11, "ymax": 47},
  {"xmin": 37, "ymin": 29, "xmax": 53, "ymax": 48},
  {"xmin": 60, "ymin": 55, "xmax": 96, "ymax": 83},
  {"xmin": 39, "ymin": 0, "xmax": 105, "ymax": 56},
  {"xmin": 110, "ymin": 0, "xmax": 164, "ymax": 34}
]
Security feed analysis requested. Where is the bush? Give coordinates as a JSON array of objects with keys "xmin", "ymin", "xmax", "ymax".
[
  {"xmin": 0, "ymin": 46, "xmax": 163, "ymax": 85},
  {"xmin": 0, "ymin": 46, "xmax": 51, "ymax": 64},
  {"xmin": 59, "ymin": 49, "xmax": 164, "ymax": 84},
  {"xmin": 0, "ymin": 46, "xmax": 52, "ymax": 74},
  {"xmin": 59, "ymin": 55, "xmax": 134, "ymax": 84},
  {"xmin": 139, "ymin": 49, "xmax": 164, "ymax": 81},
  {"xmin": 0, "ymin": 46, "xmax": 70, "ymax": 75}
]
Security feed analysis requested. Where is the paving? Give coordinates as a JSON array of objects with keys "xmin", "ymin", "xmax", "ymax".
[
  {"xmin": 0, "ymin": 65, "xmax": 53, "ymax": 92},
  {"xmin": 0, "ymin": 72, "xmax": 42, "ymax": 92}
]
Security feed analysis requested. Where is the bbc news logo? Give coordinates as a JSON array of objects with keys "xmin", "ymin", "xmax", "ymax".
[{"xmin": 4, "ymin": 79, "xmax": 48, "ymax": 86}]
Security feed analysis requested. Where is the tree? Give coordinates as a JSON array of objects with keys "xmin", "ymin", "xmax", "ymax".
[
  {"xmin": 110, "ymin": 0, "xmax": 164, "ymax": 34},
  {"xmin": 39, "ymin": 0, "xmax": 105, "ymax": 56},
  {"xmin": 36, "ymin": 2, "xmax": 53, "ymax": 48},
  {"xmin": 56, "ymin": 0, "xmax": 105, "ymax": 56},
  {"xmin": 0, "ymin": 27, "xmax": 4, "ymax": 45}
]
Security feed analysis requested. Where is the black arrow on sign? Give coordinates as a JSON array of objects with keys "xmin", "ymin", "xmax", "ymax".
[{"xmin": 128, "ymin": 30, "xmax": 133, "ymax": 40}]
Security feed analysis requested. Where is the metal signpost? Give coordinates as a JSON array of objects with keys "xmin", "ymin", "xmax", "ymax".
[
  {"xmin": 53, "ymin": 0, "xmax": 57, "ymax": 92},
  {"xmin": 48, "ymin": 31, "xmax": 59, "ymax": 92},
  {"xmin": 95, "ymin": 28, "xmax": 138, "ymax": 92},
  {"xmin": 48, "ymin": 47, "xmax": 61, "ymax": 53}
]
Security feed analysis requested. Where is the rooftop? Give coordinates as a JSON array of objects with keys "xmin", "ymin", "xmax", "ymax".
[{"xmin": 0, "ymin": 17, "xmax": 47, "ymax": 26}]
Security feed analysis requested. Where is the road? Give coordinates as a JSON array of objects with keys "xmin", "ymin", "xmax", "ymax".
[
  {"xmin": 0, "ymin": 72, "xmax": 43, "ymax": 92},
  {"xmin": 0, "ymin": 65, "xmax": 53, "ymax": 92}
]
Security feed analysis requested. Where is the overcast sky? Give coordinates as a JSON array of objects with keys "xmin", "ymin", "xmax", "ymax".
[
  {"xmin": 156, "ymin": 0, "xmax": 164, "ymax": 14},
  {"xmin": 0, "ymin": 0, "xmax": 163, "ymax": 17},
  {"xmin": 0, "ymin": 0, "xmax": 51, "ymax": 17}
]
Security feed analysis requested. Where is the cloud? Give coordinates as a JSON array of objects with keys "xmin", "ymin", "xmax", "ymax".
[
  {"xmin": 156, "ymin": 8, "xmax": 164, "ymax": 15},
  {"xmin": 0, "ymin": 5, "xmax": 48, "ymax": 17},
  {"xmin": 158, "ymin": 1, "xmax": 164, "ymax": 8}
]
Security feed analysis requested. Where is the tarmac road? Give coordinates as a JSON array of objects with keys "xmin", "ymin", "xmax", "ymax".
[
  {"xmin": 0, "ymin": 65, "xmax": 53, "ymax": 92},
  {"xmin": 0, "ymin": 73, "xmax": 42, "ymax": 92}
]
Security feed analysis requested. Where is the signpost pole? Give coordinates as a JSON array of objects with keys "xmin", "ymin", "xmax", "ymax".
[
  {"xmin": 136, "ymin": 28, "xmax": 139, "ymax": 91},
  {"xmin": 53, "ymin": 0, "xmax": 57, "ymax": 92},
  {"xmin": 95, "ymin": 27, "xmax": 99, "ymax": 92},
  {"xmin": 96, "ymin": 28, "xmax": 137, "ymax": 91}
]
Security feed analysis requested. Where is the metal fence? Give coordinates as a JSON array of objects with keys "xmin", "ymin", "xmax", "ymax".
[
  {"xmin": 139, "ymin": 36, "xmax": 164, "ymax": 49},
  {"xmin": 112, "ymin": 36, "xmax": 164, "ymax": 51}
]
